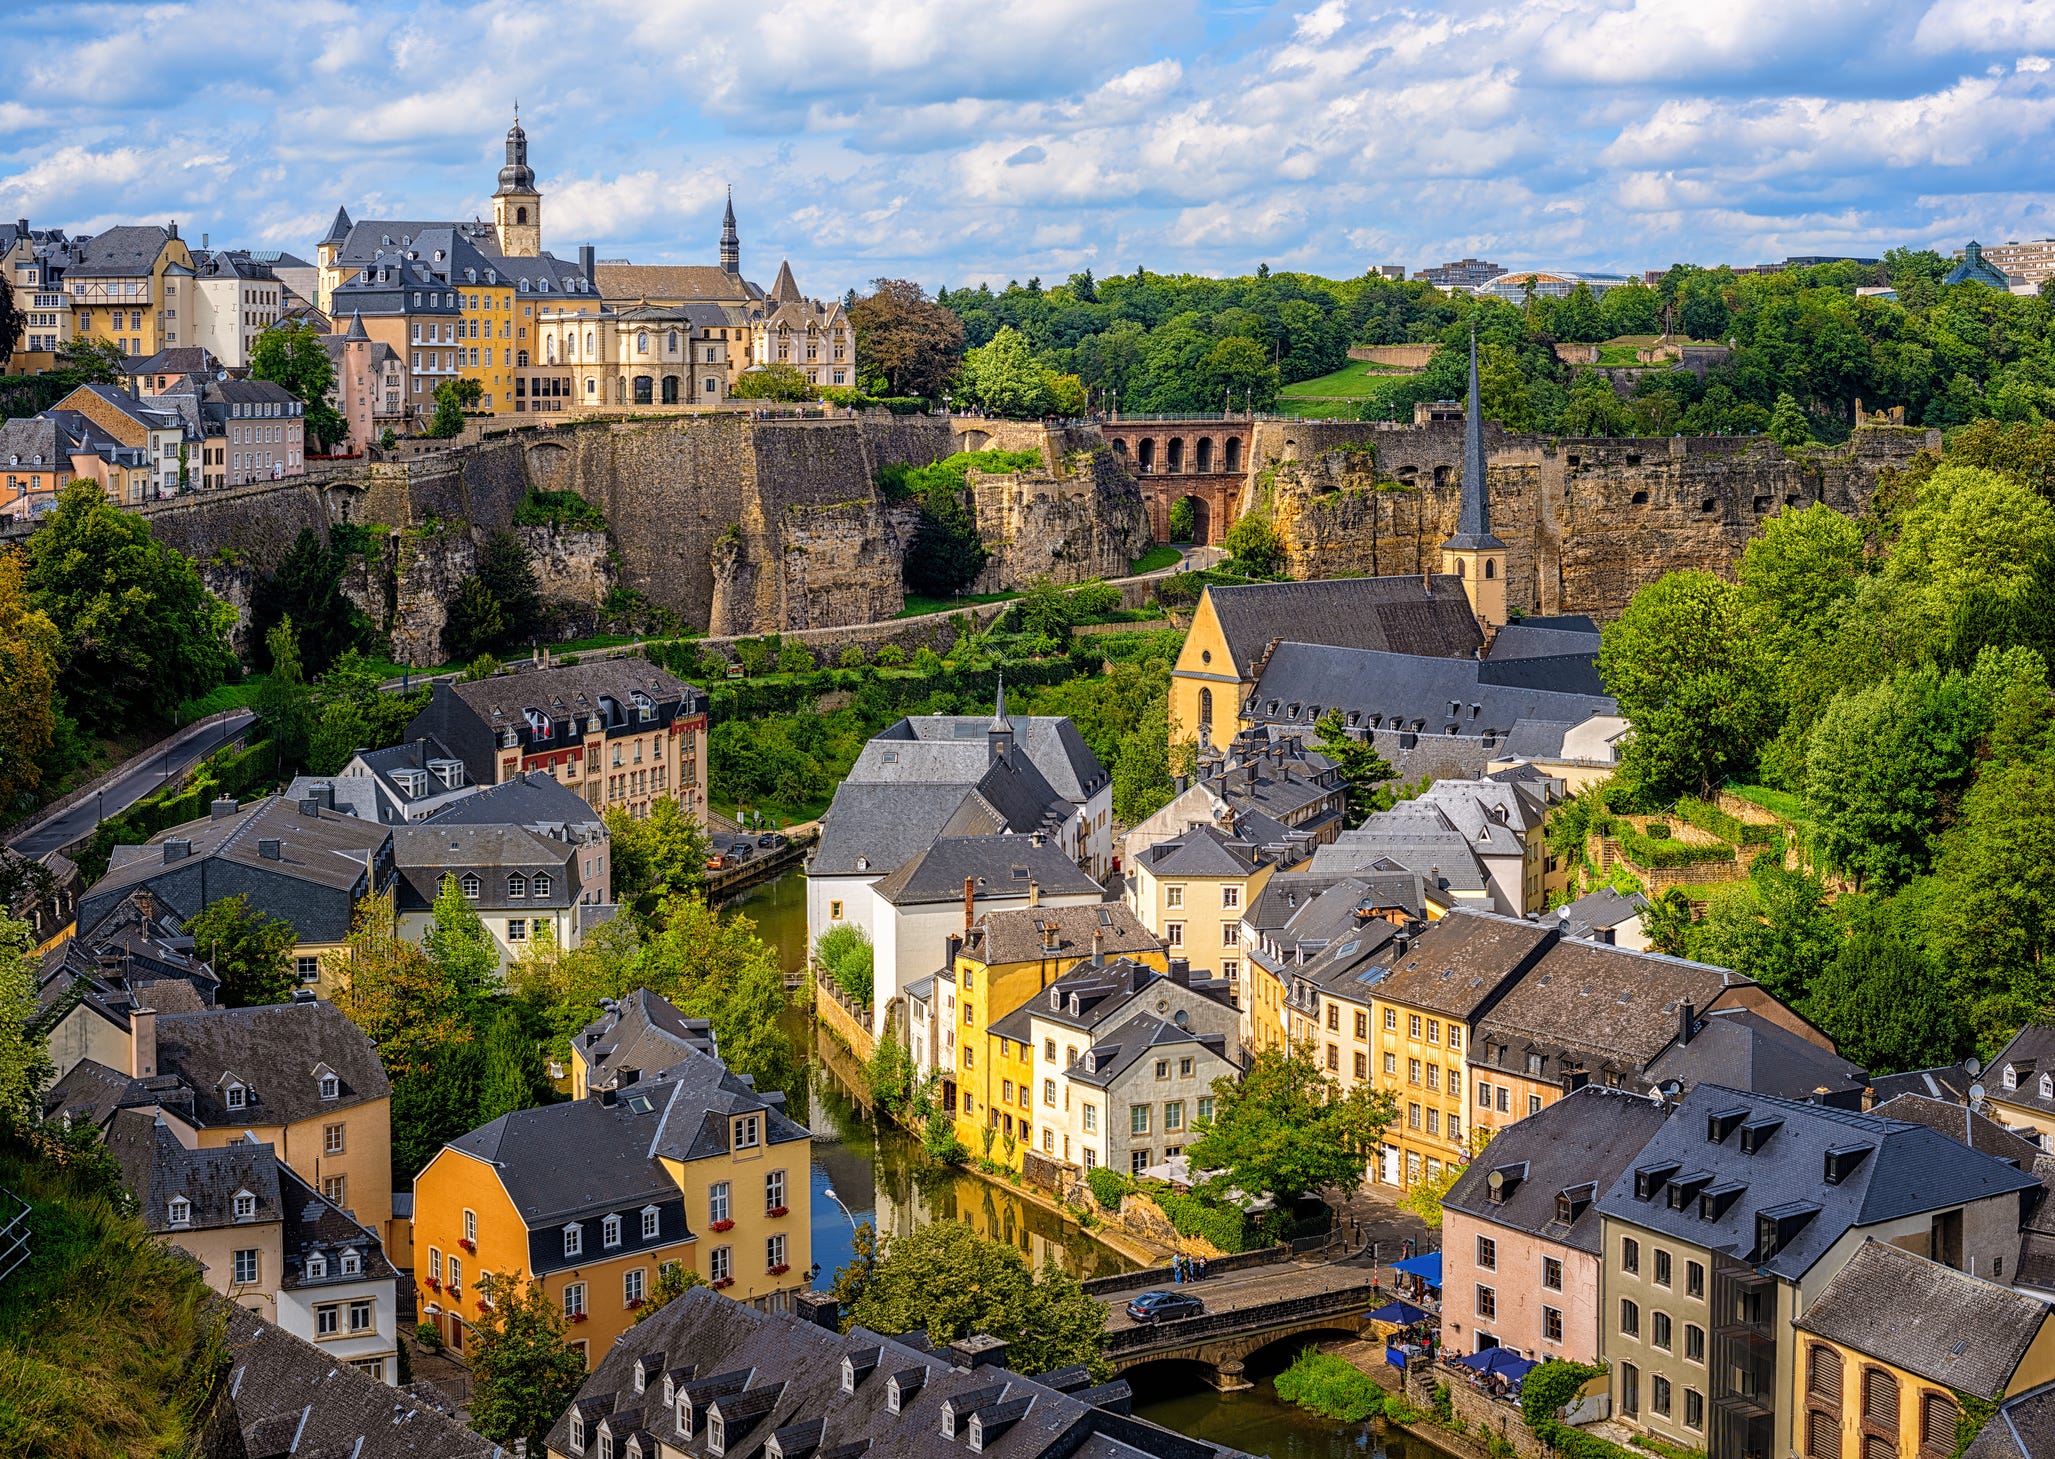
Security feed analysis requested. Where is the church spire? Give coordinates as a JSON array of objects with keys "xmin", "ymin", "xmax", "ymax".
[{"xmin": 1440, "ymin": 324, "xmax": 1507, "ymax": 629}]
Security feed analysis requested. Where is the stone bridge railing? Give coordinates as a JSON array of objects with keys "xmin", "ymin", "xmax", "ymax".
[{"xmin": 1104, "ymin": 1277, "xmax": 1381, "ymax": 1356}]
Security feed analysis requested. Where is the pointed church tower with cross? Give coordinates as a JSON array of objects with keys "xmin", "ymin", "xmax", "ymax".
[{"xmin": 1440, "ymin": 328, "xmax": 1508, "ymax": 630}]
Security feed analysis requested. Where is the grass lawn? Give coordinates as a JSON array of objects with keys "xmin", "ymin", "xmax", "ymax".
[
  {"xmin": 1594, "ymin": 345, "xmax": 1654, "ymax": 366},
  {"xmin": 1130, "ymin": 546, "xmax": 1182, "ymax": 574},
  {"xmin": 713, "ymin": 792, "xmax": 833, "ymax": 827},
  {"xmin": 173, "ymin": 677, "xmax": 270, "ymax": 724},
  {"xmin": 1281, "ymin": 360, "xmax": 1417, "ymax": 399},
  {"xmin": 895, "ymin": 589, "xmax": 1020, "ymax": 619},
  {"xmin": 1727, "ymin": 783, "xmax": 1807, "ymax": 823}
]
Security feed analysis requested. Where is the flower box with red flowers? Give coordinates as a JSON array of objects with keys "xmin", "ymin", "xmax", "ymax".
[
  {"xmin": 425, "ymin": 1278, "xmax": 441, "ymax": 1291},
  {"xmin": 459, "ymin": 1238, "xmax": 476, "ymax": 1254},
  {"xmin": 712, "ymin": 1277, "xmax": 734, "ymax": 1290},
  {"xmin": 626, "ymin": 1297, "xmax": 645, "ymax": 1310},
  {"xmin": 767, "ymin": 1263, "xmax": 790, "ymax": 1276},
  {"xmin": 569, "ymin": 1311, "xmax": 589, "ymax": 1323},
  {"xmin": 710, "ymin": 1219, "xmax": 734, "ymax": 1232},
  {"xmin": 766, "ymin": 1206, "xmax": 789, "ymax": 1218}
]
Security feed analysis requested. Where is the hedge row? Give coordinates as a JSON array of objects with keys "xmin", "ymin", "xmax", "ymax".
[
  {"xmin": 1612, "ymin": 819, "xmax": 1735, "ymax": 868},
  {"xmin": 75, "ymin": 739, "xmax": 282, "ymax": 883},
  {"xmin": 1151, "ymin": 1188, "xmax": 1252, "ymax": 1253},
  {"xmin": 1671, "ymin": 796, "xmax": 1777, "ymax": 846}
]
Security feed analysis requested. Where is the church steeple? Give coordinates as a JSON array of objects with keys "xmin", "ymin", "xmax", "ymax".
[
  {"xmin": 721, "ymin": 187, "xmax": 740, "ymax": 275},
  {"xmin": 1440, "ymin": 326, "xmax": 1508, "ymax": 629},
  {"xmin": 492, "ymin": 109, "xmax": 541, "ymax": 258}
]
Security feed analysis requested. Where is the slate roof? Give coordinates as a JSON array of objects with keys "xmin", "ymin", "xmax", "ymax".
[
  {"xmin": 1474, "ymin": 940, "xmax": 1740, "ymax": 1088},
  {"xmin": 989, "ymin": 957, "xmax": 1231, "ymax": 1044},
  {"xmin": 155, "ymin": 1000, "xmax": 391, "ymax": 1128},
  {"xmin": 1066, "ymin": 1013, "xmax": 1236, "ymax": 1089},
  {"xmin": 1797, "ymin": 1240, "xmax": 2050, "ymax": 1399},
  {"xmin": 1287, "ymin": 913, "xmax": 1401, "ymax": 995},
  {"xmin": 1444, "ymin": 1086, "xmax": 1669, "ymax": 1253},
  {"xmin": 1557, "ymin": 886, "xmax": 1648, "ymax": 941},
  {"xmin": 896, "ymin": 714, "xmax": 1108, "ymax": 802},
  {"xmin": 69, "ymin": 224, "xmax": 178, "ymax": 276},
  {"xmin": 594, "ymin": 262, "xmax": 764, "ymax": 303},
  {"xmin": 574, "ymin": 989, "xmax": 716, "ymax": 1090},
  {"xmin": 278, "ymin": 1163, "xmax": 398, "ymax": 1291},
  {"xmin": 1868, "ymin": 1092, "xmax": 2041, "ymax": 1163},
  {"xmin": 222, "ymin": 1305, "xmax": 502, "ymax": 1459},
  {"xmin": 1868, "ymin": 1064, "xmax": 1978, "ymax": 1106},
  {"xmin": 1203, "ymin": 577, "xmax": 1484, "ymax": 674},
  {"xmin": 284, "ymin": 775, "xmax": 384, "ymax": 823},
  {"xmin": 391, "ymin": 824, "xmax": 577, "ymax": 912},
  {"xmin": 1990, "ymin": 1025, "xmax": 2055, "ymax": 1117},
  {"xmin": 1139, "ymin": 823, "xmax": 1265, "ymax": 878},
  {"xmin": 109, "ymin": 1109, "xmax": 283, "ymax": 1232},
  {"xmin": 1308, "ymin": 803, "xmax": 1492, "ymax": 894},
  {"xmin": 422, "ymin": 657, "xmax": 701, "ymax": 738},
  {"xmin": 868, "ymin": 836, "xmax": 1103, "ymax": 908},
  {"xmin": 1245, "ymin": 641, "xmax": 1616, "ymax": 740},
  {"xmin": 1964, "ymin": 1383, "xmax": 2055, "ymax": 1459},
  {"xmin": 543, "ymin": 1283, "xmax": 1251, "ymax": 1459},
  {"xmin": 1642, "ymin": 1006, "xmax": 1865, "ymax": 1104},
  {"xmin": 961, "ymin": 901, "xmax": 1161, "ymax": 969},
  {"xmin": 90, "ymin": 795, "xmax": 388, "ymax": 911},
  {"xmin": 811, "ymin": 782, "xmax": 1003, "ymax": 878},
  {"xmin": 1596, "ymin": 1083, "xmax": 2041, "ymax": 1282},
  {"xmin": 1358, "ymin": 908, "xmax": 1559, "ymax": 1019},
  {"xmin": 427, "ymin": 769, "xmax": 606, "ymax": 838}
]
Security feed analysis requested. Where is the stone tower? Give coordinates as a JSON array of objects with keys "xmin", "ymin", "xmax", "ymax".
[
  {"xmin": 721, "ymin": 187, "xmax": 740, "ymax": 275},
  {"xmin": 492, "ymin": 110, "xmax": 542, "ymax": 258},
  {"xmin": 1440, "ymin": 328, "xmax": 1507, "ymax": 629}
]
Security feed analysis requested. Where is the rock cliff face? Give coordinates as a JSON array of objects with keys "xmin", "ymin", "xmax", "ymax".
[
  {"xmin": 1265, "ymin": 422, "xmax": 1935, "ymax": 621},
  {"xmin": 388, "ymin": 526, "xmax": 477, "ymax": 666},
  {"xmin": 967, "ymin": 445, "xmax": 1150, "ymax": 592},
  {"xmin": 517, "ymin": 523, "xmax": 616, "ymax": 638}
]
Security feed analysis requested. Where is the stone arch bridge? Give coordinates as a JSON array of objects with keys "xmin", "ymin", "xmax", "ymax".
[
  {"xmin": 1096, "ymin": 1260, "xmax": 1383, "ymax": 1390},
  {"xmin": 1097, "ymin": 419, "xmax": 1254, "ymax": 546}
]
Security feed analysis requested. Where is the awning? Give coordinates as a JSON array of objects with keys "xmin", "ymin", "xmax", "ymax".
[
  {"xmin": 1367, "ymin": 1300, "xmax": 1430, "ymax": 1325},
  {"xmin": 1454, "ymin": 1347, "xmax": 1537, "ymax": 1381},
  {"xmin": 1391, "ymin": 1252, "xmax": 1442, "ymax": 1285}
]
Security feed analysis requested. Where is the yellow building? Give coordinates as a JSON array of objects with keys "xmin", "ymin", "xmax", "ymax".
[
  {"xmin": 1367, "ymin": 910, "xmax": 1554, "ymax": 1189},
  {"xmin": 943, "ymin": 902, "xmax": 1166, "ymax": 1170},
  {"xmin": 60, "ymin": 223, "xmax": 197, "ymax": 358},
  {"xmin": 1128, "ymin": 823, "xmax": 1272, "ymax": 989},
  {"xmin": 414, "ymin": 990, "xmax": 810, "ymax": 1368},
  {"xmin": 1795, "ymin": 1242, "xmax": 2055, "ymax": 1459}
]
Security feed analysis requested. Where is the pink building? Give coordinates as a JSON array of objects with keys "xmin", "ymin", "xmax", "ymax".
[
  {"xmin": 1439, "ymin": 1086, "xmax": 1667, "ymax": 1364},
  {"xmin": 321, "ymin": 311, "xmax": 406, "ymax": 454}
]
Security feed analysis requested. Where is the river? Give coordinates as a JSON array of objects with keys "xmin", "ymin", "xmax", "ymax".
[{"xmin": 731, "ymin": 869, "xmax": 1458, "ymax": 1459}]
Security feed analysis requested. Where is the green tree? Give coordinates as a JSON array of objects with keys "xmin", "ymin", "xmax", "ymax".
[
  {"xmin": 248, "ymin": 320, "xmax": 347, "ymax": 451},
  {"xmin": 1768, "ymin": 391, "xmax": 1812, "ymax": 448},
  {"xmin": 1689, "ymin": 859, "xmax": 1837, "ymax": 1006},
  {"xmin": 1167, "ymin": 497, "xmax": 1197, "ymax": 542},
  {"xmin": 1184, "ymin": 1041, "xmax": 1396, "ymax": 1204},
  {"xmin": 904, "ymin": 484, "xmax": 988, "ymax": 600},
  {"xmin": 476, "ymin": 531, "xmax": 542, "ymax": 645},
  {"xmin": 1926, "ymin": 752, "xmax": 2055, "ymax": 1049},
  {"xmin": 23, "ymin": 482, "xmax": 237, "ymax": 733},
  {"xmin": 731, "ymin": 363, "xmax": 813, "ymax": 401},
  {"xmin": 849, "ymin": 279, "xmax": 966, "ymax": 399},
  {"xmin": 1313, "ymin": 709, "xmax": 1396, "ymax": 821},
  {"xmin": 249, "ymin": 527, "xmax": 367, "ymax": 674},
  {"xmin": 46, "ymin": 336, "xmax": 129, "ymax": 389},
  {"xmin": 605, "ymin": 799, "xmax": 712, "ymax": 917},
  {"xmin": 256, "ymin": 620, "xmax": 313, "ymax": 771},
  {"xmin": 184, "ymin": 895, "xmax": 297, "ymax": 1008},
  {"xmin": 423, "ymin": 873, "xmax": 501, "ymax": 1003},
  {"xmin": 0, "ymin": 915, "xmax": 49, "ymax": 1125},
  {"xmin": 1878, "ymin": 465, "xmax": 2055, "ymax": 672},
  {"xmin": 443, "ymin": 576, "xmax": 509, "ymax": 663},
  {"xmin": 1803, "ymin": 921, "xmax": 1968, "ymax": 1074},
  {"xmin": 1599, "ymin": 570, "xmax": 1775, "ymax": 801},
  {"xmin": 959, "ymin": 327, "xmax": 1051, "ymax": 418},
  {"xmin": 634, "ymin": 1262, "xmax": 707, "ymax": 1323},
  {"xmin": 466, "ymin": 1273, "xmax": 589, "ymax": 1453},
  {"xmin": 839, "ymin": 1220, "xmax": 1108, "ymax": 1378},
  {"xmin": 0, "ymin": 273, "xmax": 19, "ymax": 370},
  {"xmin": 0, "ymin": 552, "xmax": 61, "ymax": 813},
  {"xmin": 427, "ymin": 377, "xmax": 483, "ymax": 438},
  {"xmin": 476, "ymin": 1003, "xmax": 548, "ymax": 1125},
  {"xmin": 1221, "ymin": 511, "xmax": 1285, "ymax": 577}
]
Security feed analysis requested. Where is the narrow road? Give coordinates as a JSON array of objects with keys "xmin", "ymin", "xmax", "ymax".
[
  {"xmin": 1099, "ymin": 1253, "xmax": 1379, "ymax": 1333},
  {"xmin": 9, "ymin": 710, "xmax": 256, "ymax": 857}
]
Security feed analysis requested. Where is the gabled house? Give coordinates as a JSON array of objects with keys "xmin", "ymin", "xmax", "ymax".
[
  {"xmin": 1129, "ymin": 823, "xmax": 1273, "ymax": 992},
  {"xmin": 1984, "ymin": 1025, "xmax": 2055, "ymax": 1150},
  {"xmin": 37, "ymin": 887, "xmax": 219, "ymax": 1083}
]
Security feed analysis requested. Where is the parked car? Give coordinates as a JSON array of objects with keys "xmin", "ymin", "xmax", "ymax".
[
  {"xmin": 757, "ymin": 832, "xmax": 787, "ymax": 849},
  {"xmin": 1125, "ymin": 1291, "xmax": 1205, "ymax": 1324}
]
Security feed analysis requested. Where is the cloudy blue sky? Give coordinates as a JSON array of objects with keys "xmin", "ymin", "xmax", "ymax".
[{"xmin": 4, "ymin": 0, "xmax": 2054, "ymax": 297}]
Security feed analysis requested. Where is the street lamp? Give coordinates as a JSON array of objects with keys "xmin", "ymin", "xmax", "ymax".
[{"xmin": 821, "ymin": 1187, "xmax": 861, "ymax": 1230}]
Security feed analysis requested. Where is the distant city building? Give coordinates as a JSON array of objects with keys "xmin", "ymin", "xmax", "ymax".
[
  {"xmin": 1373, "ymin": 264, "xmax": 1406, "ymax": 280},
  {"xmin": 1474, "ymin": 269, "xmax": 1634, "ymax": 301},
  {"xmin": 1945, "ymin": 240, "xmax": 2020, "ymax": 290},
  {"xmin": 1954, "ymin": 238, "xmax": 2055, "ymax": 285},
  {"xmin": 1415, "ymin": 258, "xmax": 1506, "ymax": 288}
]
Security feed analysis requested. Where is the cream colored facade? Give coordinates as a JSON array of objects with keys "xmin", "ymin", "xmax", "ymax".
[
  {"xmin": 1130, "ymin": 853, "xmax": 1271, "ymax": 989},
  {"xmin": 530, "ymin": 306, "xmax": 736, "ymax": 409}
]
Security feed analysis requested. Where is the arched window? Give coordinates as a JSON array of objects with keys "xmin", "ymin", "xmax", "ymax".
[
  {"xmin": 636, "ymin": 332, "xmax": 649, "ymax": 355},
  {"xmin": 517, "ymin": 350, "xmax": 530, "ymax": 367},
  {"xmin": 661, "ymin": 376, "xmax": 679, "ymax": 404},
  {"xmin": 585, "ymin": 331, "xmax": 595, "ymax": 355},
  {"xmin": 1199, "ymin": 687, "xmax": 1213, "ymax": 729},
  {"xmin": 1808, "ymin": 1345, "xmax": 1842, "ymax": 1401},
  {"xmin": 1456, "ymin": 558, "xmax": 1467, "ymax": 578},
  {"xmin": 667, "ymin": 331, "xmax": 678, "ymax": 353},
  {"xmin": 633, "ymin": 376, "xmax": 654, "ymax": 405},
  {"xmin": 1864, "ymin": 1370, "xmax": 1900, "ymax": 1438},
  {"xmin": 516, "ymin": 206, "xmax": 528, "ymax": 225},
  {"xmin": 1921, "ymin": 1393, "xmax": 1958, "ymax": 1457},
  {"xmin": 1485, "ymin": 558, "xmax": 1497, "ymax": 579}
]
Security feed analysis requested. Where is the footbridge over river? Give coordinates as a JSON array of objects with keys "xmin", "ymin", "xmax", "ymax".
[{"xmin": 1087, "ymin": 1244, "xmax": 1388, "ymax": 1390}]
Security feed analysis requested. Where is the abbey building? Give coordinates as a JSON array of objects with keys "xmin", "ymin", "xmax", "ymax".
[{"xmin": 313, "ymin": 117, "xmax": 849, "ymax": 422}]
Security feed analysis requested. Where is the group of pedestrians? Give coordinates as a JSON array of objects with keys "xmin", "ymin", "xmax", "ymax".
[{"xmin": 1170, "ymin": 1253, "xmax": 1209, "ymax": 1283}]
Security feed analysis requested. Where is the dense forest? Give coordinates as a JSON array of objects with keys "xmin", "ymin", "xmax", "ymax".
[
  {"xmin": 1576, "ymin": 420, "xmax": 2055, "ymax": 1075},
  {"xmin": 878, "ymin": 252, "xmax": 2055, "ymax": 442}
]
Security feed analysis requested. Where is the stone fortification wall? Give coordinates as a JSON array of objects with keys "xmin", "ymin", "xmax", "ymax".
[
  {"xmin": 1266, "ymin": 421, "xmax": 1934, "ymax": 621},
  {"xmin": 1347, "ymin": 344, "xmax": 1436, "ymax": 368},
  {"xmin": 968, "ymin": 446, "xmax": 1150, "ymax": 592}
]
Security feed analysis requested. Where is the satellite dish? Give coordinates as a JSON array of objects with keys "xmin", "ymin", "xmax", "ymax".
[
  {"xmin": 1968, "ymin": 1058, "xmax": 1984, "ymax": 1078},
  {"xmin": 1488, "ymin": 1170, "xmax": 1504, "ymax": 1192},
  {"xmin": 1970, "ymin": 1083, "xmax": 1987, "ymax": 1107},
  {"xmin": 1649, "ymin": 1087, "xmax": 1667, "ymax": 1107},
  {"xmin": 1662, "ymin": 1080, "xmax": 1683, "ymax": 1099}
]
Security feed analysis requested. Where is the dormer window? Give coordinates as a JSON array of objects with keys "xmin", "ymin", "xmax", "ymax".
[
  {"xmin": 307, "ymin": 1253, "xmax": 327, "ymax": 1278},
  {"xmin": 633, "ymin": 691, "xmax": 655, "ymax": 722},
  {"xmin": 461, "ymin": 873, "xmax": 481, "ymax": 899},
  {"xmin": 168, "ymin": 1196, "xmax": 191, "ymax": 1227},
  {"xmin": 707, "ymin": 1415, "xmax": 725, "ymax": 1454},
  {"xmin": 603, "ymin": 1214, "xmax": 622, "ymax": 1248},
  {"xmin": 319, "ymin": 1073, "xmax": 338, "ymax": 1100},
  {"xmin": 570, "ymin": 1413, "xmax": 586, "ymax": 1453},
  {"xmin": 2006, "ymin": 1065, "xmax": 2019, "ymax": 1090},
  {"xmin": 225, "ymin": 1082, "xmax": 247, "ymax": 1110},
  {"xmin": 564, "ymin": 1223, "xmax": 583, "ymax": 1257},
  {"xmin": 533, "ymin": 873, "xmax": 552, "ymax": 898},
  {"xmin": 233, "ymin": 1190, "xmax": 256, "ymax": 1221},
  {"xmin": 508, "ymin": 873, "xmax": 528, "ymax": 899},
  {"xmin": 341, "ymin": 1248, "xmax": 360, "ymax": 1275}
]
